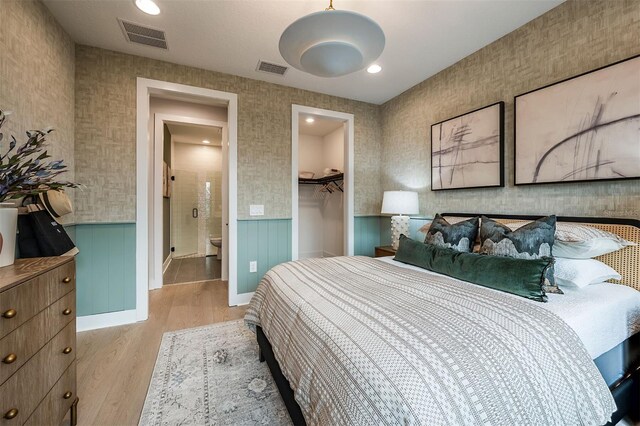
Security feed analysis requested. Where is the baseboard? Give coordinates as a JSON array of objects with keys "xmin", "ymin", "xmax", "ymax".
[
  {"xmin": 299, "ymin": 251, "xmax": 323, "ymax": 259},
  {"xmin": 76, "ymin": 309, "xmax": 138, "ymax": 332},
  {"xmin": 231, "ymin": 291, "xmax": 254, "ymax": 306},
  {"xmin": 323, "ymin": 251, "xmax": 340, "ymax": 258},
  {"xmin": 163, "ymin": 256, "xmax": 172, "ymax": 274}
]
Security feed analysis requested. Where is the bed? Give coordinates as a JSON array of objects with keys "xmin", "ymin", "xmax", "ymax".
[{"xmin": 244, "ymin": 215, "xmax": 640, "ymax": 425}]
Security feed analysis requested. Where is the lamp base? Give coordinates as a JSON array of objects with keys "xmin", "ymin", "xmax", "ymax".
[{"xmin": 390, "ymin": 215, "xmax": 410, "ymax": 250}]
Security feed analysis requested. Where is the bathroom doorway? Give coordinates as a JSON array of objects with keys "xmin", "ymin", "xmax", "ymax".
[
  {"xmin": 163, "ymin": 122, "xmax": 224, "ymax": 285},
  {"xmin": 137, "ymin": 78, "xmax": 239, "ymax": 323},
  {"xmin": 149, "ymin": 96, "xmax": 229, "ymax": 290}
]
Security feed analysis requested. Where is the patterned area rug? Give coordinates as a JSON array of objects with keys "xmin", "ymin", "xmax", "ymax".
[{"xmin": 139, "ymin": 320, "xmax": 291, "ymax": 425}]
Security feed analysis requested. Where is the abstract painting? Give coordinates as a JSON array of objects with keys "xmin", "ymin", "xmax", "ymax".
[
  {"xmin": 515, "ymin": 55, "xmax": 640, "ymax": 185},
  {"xmin": 431, "ymin": 102, "xmax": 504, "ymax": 191}
]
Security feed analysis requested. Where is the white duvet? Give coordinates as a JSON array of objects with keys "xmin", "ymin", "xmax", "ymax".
[{"xmin": 378, "ymin": 256, "xmax": 640, "ymax": 359}]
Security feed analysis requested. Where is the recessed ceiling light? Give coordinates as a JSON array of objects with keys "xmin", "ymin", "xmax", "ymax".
[
  {"xmin": 367, "ymin": 64, "xmax": 382, "ymax": 74},
  {"xmin": 202, "ymin": 140, "xmax": 210, "ymax": 144},
  {"xmin": 305, "ymin": 117, "xmax": 315, "ymax": 123},
  {"xmin": 135, "ymin": 0, "xmax": 160, "ymax": 15}
]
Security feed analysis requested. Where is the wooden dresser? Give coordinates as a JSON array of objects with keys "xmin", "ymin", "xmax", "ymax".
[{"xmin": 0, "ymin": 257, "xmax": 77, "ymax": 426}]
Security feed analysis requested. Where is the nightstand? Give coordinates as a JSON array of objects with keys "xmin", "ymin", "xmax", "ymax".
[{"xmin": 374, "ymin": 246, "xmax": 396, "ymax": 257}]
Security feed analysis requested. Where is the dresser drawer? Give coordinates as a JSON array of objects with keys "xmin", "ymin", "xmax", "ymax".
[
  {"xmin": 0, "ymin": 322, "xmax": 75, "ymax": 425},
  {"xmin": 0, "ymin": 260, "xmax": 75, "ymax": 339},
  {"xmin": 24, "ymin": 362, "xmax": 76, "ymax": 426},
  {"xmin": 0, "ymin": 291, "xmax": 75, "ymax": 385}
]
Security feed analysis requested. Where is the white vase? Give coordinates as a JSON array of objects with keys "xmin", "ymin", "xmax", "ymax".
[{"xmin": 0, "ymin": 203, "xmax": 18, "ymax": 267}]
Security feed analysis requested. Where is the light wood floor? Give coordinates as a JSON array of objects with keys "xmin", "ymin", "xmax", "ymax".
[{"xmin": 74, "ymin": 280, "xmax": 247, "ymax": 425}]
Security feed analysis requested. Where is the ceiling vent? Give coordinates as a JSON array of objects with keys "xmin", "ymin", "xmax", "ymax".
[
  {"xmin": 256, "ymin": 60, "xmax": 288, "ymax": 76},
  {"xmin": 119, "ymin": 19, "xmax": 168, "ymax": 49}
]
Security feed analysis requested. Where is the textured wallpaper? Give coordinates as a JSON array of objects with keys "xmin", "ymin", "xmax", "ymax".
[
  {"xmin": 74, "ymin": 46, "xmax": 382, "ymax": 222},
  {"xmin": 381, "ymin": 0, "xmax": 640, "ymax": 219},
  {"xmin": 0, "ymin": 0, "xmax": 75, "ymax": 221}
]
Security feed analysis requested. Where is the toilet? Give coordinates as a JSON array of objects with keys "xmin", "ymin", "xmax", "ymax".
[{"xmin": 210, "ymin": 237, "xmax": 223, "ymax": 260}]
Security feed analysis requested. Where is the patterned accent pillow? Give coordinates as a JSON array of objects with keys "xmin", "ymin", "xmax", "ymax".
[
  {"xmin": 502, "ymin": 221, "xmax": 635, "ymax": 258},
  {"xmin": 480, "ymin": 216, "xmax": 562, "ymax": 294},
  {"xmin": 424, "ymin": 214, "xmax": 479, "ymax": 253}
]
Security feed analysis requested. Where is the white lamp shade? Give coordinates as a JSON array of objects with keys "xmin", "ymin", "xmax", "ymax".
[
  {"xmin": 279, "ymin": 10, "xmax": 385, "ymax": 78},
  {"xmin": 381, "ymin": 191, "xmax": 419, "ymax": 215}
]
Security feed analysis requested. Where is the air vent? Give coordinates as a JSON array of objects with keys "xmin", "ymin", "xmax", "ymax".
[
  {"xmin": 119, "ymin": 19, "xmax": 167, "ymax": 49},
  {"xmin": 256, "ymin": 60, "xmax": 288, "ymax": 76}
]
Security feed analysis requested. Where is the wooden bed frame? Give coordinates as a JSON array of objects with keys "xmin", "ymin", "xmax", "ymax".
[{"xmin": 257, "ymin": 214, "xmax": 640, "ymax": 426}]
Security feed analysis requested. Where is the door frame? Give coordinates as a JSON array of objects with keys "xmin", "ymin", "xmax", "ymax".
[
  {"xmin": 152, "ymin": 113, "xmax": 229, "ymax": 290},
  {"xmin": 136, "ymin": 78, "xmax": 239, "ymax": 322},
  {"xmin": 291, "ymin": 104, "xmax": 355, "ymax": 259}
]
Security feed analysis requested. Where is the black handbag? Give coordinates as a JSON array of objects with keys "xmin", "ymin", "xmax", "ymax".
[
  {"xmin": 17, "ymin": 207, "xmax": 42, "ymax": 257},
  {"xmin": 17, "ymin": 203, "xmax": 77, "ymax": 257}
]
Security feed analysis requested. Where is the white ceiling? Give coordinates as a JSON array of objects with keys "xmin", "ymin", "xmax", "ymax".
[
  {"xmin": 299, "ymin": 114, "xmax": 345, "ymax": 137},
  {"xmin": 43, "ymin": 0, "xmax": 563, "ymax": 105},
  {"xmin": 167, "ymin": 122, "xmax": 222, "ymax": 146}
]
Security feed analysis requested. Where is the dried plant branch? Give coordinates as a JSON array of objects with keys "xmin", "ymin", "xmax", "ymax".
[{"xmin": 0, "ymin": 110, "xmax": 80, "ymax": 202}]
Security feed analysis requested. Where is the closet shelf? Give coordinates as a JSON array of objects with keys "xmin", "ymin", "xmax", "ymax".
[
  {"xmin": 298, "ymin": 173, "xmax": 344, "ymax": 192},
  {"xmin": 298, "ymin": 173, "xmax": 343, "ymax": 185}
]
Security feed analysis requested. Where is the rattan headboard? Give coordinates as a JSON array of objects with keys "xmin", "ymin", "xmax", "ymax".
[{"xmin": 442, "ymin": 213, "xmax": 640, "ymax": 291}]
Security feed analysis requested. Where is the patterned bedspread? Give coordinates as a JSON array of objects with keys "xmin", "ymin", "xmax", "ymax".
[{"xmin": 245, "ymin": 256, "xmax": 616, "ymax": 426}]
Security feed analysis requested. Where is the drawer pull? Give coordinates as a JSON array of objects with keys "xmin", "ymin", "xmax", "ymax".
[
  {"xmin": 2, "ymin": 353, "xmax": 17, "ymax": 364},
  {"xmin": 2, "ymin": 309, "xmax": 17, "ymax": 319},
  {"xmin": 62, "ymin": 308, "xmax": 72, "ymax": 316},
  {"xmin": 62, "ymin": 277, "xmax": 71, "ymax": 283},
  {"xmin": 62, "ymin": 347, "xmax": 73, "ymax": 355},
  {"xmin": 63, "ymin": 391, "xmax": 73, "ymax": 400},
  {"xmin": 3, "ymin": 408, "xmax": 18, "ymax": 420}
]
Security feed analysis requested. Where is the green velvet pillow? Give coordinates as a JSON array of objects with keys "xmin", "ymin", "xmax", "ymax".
[{"xmin": 394, "ymin": 235, "xmax": 553, "ymax": 302}]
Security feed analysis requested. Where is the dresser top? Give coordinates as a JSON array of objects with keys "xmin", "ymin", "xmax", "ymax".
[{"xmin": 0, "ymin": 257, "xmax": 74, "ymax": 292}]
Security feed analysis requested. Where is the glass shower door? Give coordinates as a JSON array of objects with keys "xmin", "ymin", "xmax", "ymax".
[{"xmin": 171, "ymin": 170, "xmax": 198, "ymax": 258}]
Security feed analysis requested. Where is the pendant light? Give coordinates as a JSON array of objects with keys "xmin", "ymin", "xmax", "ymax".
[{"xmin": 279, "ymin": 0, "xmax": 385, "ymax": 78}]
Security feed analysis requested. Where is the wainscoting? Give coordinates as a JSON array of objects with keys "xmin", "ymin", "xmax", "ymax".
[
  {"xmin": 408, "ymin": 217, "xmax": 431, "ymax": 241},
  {"xmin": 237, "ymin": 219, "xmax": 292, "ymax": 295},
  {"xmin": 72, "ymin": 223, "xmax": 136, "ymax": 317},
  {"xmin": 65, "ymin": 217, "xmax": 431, "ymax": 319},
  {"xmin": 354, "ymin": 216, "xmax": 384, "ymax": 256},
  {"xmin": 354, "ymin": 216, "xmax": 431, "ymax": 255}
]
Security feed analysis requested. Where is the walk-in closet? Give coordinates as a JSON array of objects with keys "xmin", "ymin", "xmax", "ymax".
[{"xmin": 297, "ymin": 115, "xmax": 345, "ymax": 259}]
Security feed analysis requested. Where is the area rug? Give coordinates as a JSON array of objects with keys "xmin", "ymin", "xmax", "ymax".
[{"xmin": 139, "ymin": 320, "xmax": 291, "ymax": 425}]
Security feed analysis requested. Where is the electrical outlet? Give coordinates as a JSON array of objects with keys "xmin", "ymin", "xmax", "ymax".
[
  {"xmin": 249, "ymin": 261, "xmax": 257, "ymax": 273},
  {"xmin": 249, "ymin": 204, "xmax": 264, "ymax": 216}
]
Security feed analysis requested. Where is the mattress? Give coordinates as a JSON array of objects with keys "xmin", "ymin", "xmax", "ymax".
[{"xmin": 378, "ymin": 256, "xmax": 640, "ymax": 360}]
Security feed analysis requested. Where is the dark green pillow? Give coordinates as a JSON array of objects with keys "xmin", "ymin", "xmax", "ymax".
[
  {"xmin": 395, "ymin": 235, "xmax": 552, "ymax": 302},
  {"xmin": 479, "ymin": 216, "xmax": 562, "ymax": 295}
]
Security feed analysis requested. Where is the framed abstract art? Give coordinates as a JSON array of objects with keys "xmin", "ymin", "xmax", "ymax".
[
  {"xmin": 515, "ymin": 55, "xmax": 640, "ymax": 185},
  {"xmin": 431, "ymin": 101, "xmax": 504, "ymax": 191}
]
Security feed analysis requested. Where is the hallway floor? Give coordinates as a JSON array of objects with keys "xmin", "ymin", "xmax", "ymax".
[{"xmin": 163, "ymin": 256, "xmax": 221, "ymax": 285}]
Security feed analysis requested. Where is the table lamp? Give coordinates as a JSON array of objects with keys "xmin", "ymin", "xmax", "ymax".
[{"xmin": 381, "ymin": 191, "xmax": 419, "ymax": 250}]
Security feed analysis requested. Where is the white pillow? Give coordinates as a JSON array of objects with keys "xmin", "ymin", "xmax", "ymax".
[
  {"xmin": 553, "ymin": 238, "xmax": 629, "ymax": 259},
  {"xmin": 554, "ymin": 223, "xmax": 629, "ymax": 243},
  {"xmin": 554, "ymin": 258, "xmax": 621, "ymax": 288}
]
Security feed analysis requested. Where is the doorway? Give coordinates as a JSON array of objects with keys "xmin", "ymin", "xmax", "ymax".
[
  {"xmin": 291, "ymin": 105, "xmax": 354, "ymax": 259},
  {"xmin": 161, "ymin": 121, "xmax": 225, "ymax": 286},
  {"xmin": 136, "ymin": 78, "xmax": 239, "ymax": 323}
]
